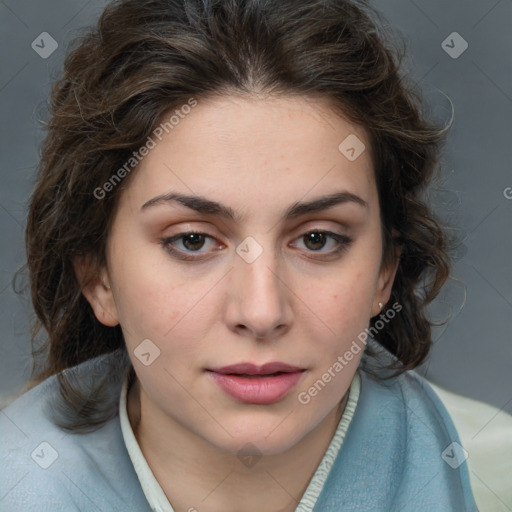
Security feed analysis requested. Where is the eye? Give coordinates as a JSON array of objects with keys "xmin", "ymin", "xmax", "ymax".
[
  {"xmin": 160, "ymin": 231, "xmax": 221, "ymax": 261},
  {"xmin": 160, "ymin": 229, "xmax": 353, "ymax": 262},
  {"xmin": 291, "ymin": 230, "xmax": 353, "ymax": 258}
]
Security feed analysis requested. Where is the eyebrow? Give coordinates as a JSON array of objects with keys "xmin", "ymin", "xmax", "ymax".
[{"xmin": 141, "ymin": 190, "xmax": 368, "ymax": 221}]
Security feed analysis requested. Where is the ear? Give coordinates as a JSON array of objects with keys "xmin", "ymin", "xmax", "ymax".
[
  {"xmin": 73, "ymin": 255, "xmax": 120, "ymax": 327},
  {"xmin": 371, "ymin": 239, "xmax": 402, "ymax": 317}
]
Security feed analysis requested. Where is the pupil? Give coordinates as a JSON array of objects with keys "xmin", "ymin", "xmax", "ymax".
[
  {"xmin": 305, "ymin": 232, "xmax": 325, "ymax": 251},
  {"xmin": 184, "ymin": 233, "xmax": 204, "ymax": 250}
]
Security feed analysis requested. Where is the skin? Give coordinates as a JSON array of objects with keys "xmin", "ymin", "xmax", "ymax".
[{"xmin": 76, "ymin": 93, "xmax": 400, "ymax": 512}]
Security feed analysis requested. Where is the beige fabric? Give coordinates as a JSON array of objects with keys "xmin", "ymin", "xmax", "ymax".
[{"xmin": 429, "ymin": 382, "xmax": 512, "ymax": 512}]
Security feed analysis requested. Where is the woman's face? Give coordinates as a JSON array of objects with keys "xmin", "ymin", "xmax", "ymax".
[{"xmin": 84, "ymin": 94, "xmax": 398, "ymax": 455}]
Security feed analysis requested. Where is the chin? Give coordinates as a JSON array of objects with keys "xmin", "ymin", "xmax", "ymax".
[{"xmin": 205, "ymin": 418, "xmax": 312, "ymax": 458}]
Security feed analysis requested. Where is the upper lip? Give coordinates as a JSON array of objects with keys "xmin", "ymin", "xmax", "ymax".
[{"xmin": 209, "ymin": 362, "xmax": 304, "ymax": 375}]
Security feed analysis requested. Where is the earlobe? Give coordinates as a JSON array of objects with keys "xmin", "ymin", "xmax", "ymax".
[{"xmin": 73, "ymin": 256, "xmax": 120, "ymax": 327}]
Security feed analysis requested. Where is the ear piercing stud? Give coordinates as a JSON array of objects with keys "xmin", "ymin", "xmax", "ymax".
[{"xmin": 378, "ymin": 302, "xmax": 383, "ymax": 311}]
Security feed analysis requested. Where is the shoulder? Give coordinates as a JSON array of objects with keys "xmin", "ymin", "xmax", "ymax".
[
  {"xmin": 358, "ymin": 362, "xmax": 466, "ymax": 441},
  {"xmin": 320, "ymin": 364, "xmax": 479, "ymax": 511},
  {"xmin": 0, "ymin": 354, "xmax": 151, "ymax": 512},
  {"xmin": 428, "ymin": 381, "xmax": 512, "ymax": 512},
  {"xmin": 359, "ymin": 366, "xmax": 474, "ymax": 470},
  {"xmin": 1, "ymin": 375, "xmax": 84, "ymax": 510}
]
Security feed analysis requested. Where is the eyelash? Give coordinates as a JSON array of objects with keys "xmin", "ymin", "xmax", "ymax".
[{"xmin": 160, "ymin": 229, "xmax": 353, "ymax": 262}]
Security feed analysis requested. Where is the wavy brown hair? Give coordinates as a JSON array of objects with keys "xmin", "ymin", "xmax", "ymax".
[{"xmin": 15, "ymin": 0, "xmax": 452, "ymax": 431}]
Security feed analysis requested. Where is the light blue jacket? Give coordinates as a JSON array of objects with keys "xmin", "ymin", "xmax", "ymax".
[{"xmin": 0, "ymin": 351, "xmax": 479, "ymax": 511}]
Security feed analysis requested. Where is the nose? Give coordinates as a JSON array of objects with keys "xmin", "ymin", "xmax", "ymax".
[{"xmin": 223, "ymin": 240, "xmax": 292, "ymax": 342}]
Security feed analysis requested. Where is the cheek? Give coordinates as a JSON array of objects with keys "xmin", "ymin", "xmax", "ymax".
[
  {"xmin": 316, "ymin": 265, "xmax": 376, "ymax": 314},
  {"xmin": 303, "ymin": 265, "xmax": 378, "ymax": 355},
  {"xmin": 108, "ymin": 238, "xmax": 192, "ymax": 340},
  {"xmin": 111, "ymin": 252, "xmax": 225, "ymax": 364}
]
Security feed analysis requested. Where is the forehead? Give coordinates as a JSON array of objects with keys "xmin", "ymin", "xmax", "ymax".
[{"xmin": 119, "ymin": 94, "xmax": 376, "ymax": 216}]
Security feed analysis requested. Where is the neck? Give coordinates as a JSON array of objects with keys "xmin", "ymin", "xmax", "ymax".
[{"xmin": 127, "ymin": 378, "xmax": 349, "ymax": 512}]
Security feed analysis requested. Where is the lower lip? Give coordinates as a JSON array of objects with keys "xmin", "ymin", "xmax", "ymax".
[{"xmin": 208, "ymin": 371, "xmax": 304, "ymax": 404}]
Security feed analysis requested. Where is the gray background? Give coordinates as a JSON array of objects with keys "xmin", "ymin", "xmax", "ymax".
[{"xmin": 0, "ymin": 0, "xmax": 511, "ymax": 414}]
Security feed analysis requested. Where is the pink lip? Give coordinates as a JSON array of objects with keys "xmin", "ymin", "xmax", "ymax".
[
  {"xmin": 207, "ymin": 362, "xmax": 305, "ymax": 404},
  {"xmin": 210, "ymin": 362, "xmax": 303, "ymax": 375}
]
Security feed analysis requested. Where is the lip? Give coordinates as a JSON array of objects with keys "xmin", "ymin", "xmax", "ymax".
[
  {"xmin": 207, "ymin": 362, "xmax": 305, "ymax": 404},
  {"xmin": 210, "ymin": 362, "xmax": 303, "ymax": 375}
]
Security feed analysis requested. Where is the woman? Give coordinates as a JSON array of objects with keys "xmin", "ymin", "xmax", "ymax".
[{"xmin": 0, "ymin": 0, "xmax": 485, "ymax": 510}]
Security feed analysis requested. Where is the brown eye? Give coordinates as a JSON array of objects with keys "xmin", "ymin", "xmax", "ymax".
[
  {"xmin": 180, "ymin": 233, "xmax": 207, "ymax": 251},
  {"xmin": 303, "ymin": 232, "xmax": 329, "ymax": 251},
  {"xmin": 160, "ymin": 231, "xmax": 220, "ymax": 261},
  {"xmin": 293, "ymin": 230, "xmax": 353, "ymax": 256}
]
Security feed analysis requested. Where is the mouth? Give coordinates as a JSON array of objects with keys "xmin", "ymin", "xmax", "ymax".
[
  {"xmin": 224, "ymin": 372, "xmax": 290, "ymax": 378},
  {"xmin": 208, "ymin": 362, "xmax": 304, "ymax": 376},
  {"xmin": 206, "ymin": 362, "xmax": 306, "ymax": 404}
]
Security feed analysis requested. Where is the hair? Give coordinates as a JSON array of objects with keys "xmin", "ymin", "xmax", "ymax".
[{"xmin": 15, "ymin": 0, "xmax": 453, "ymax": 432}]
